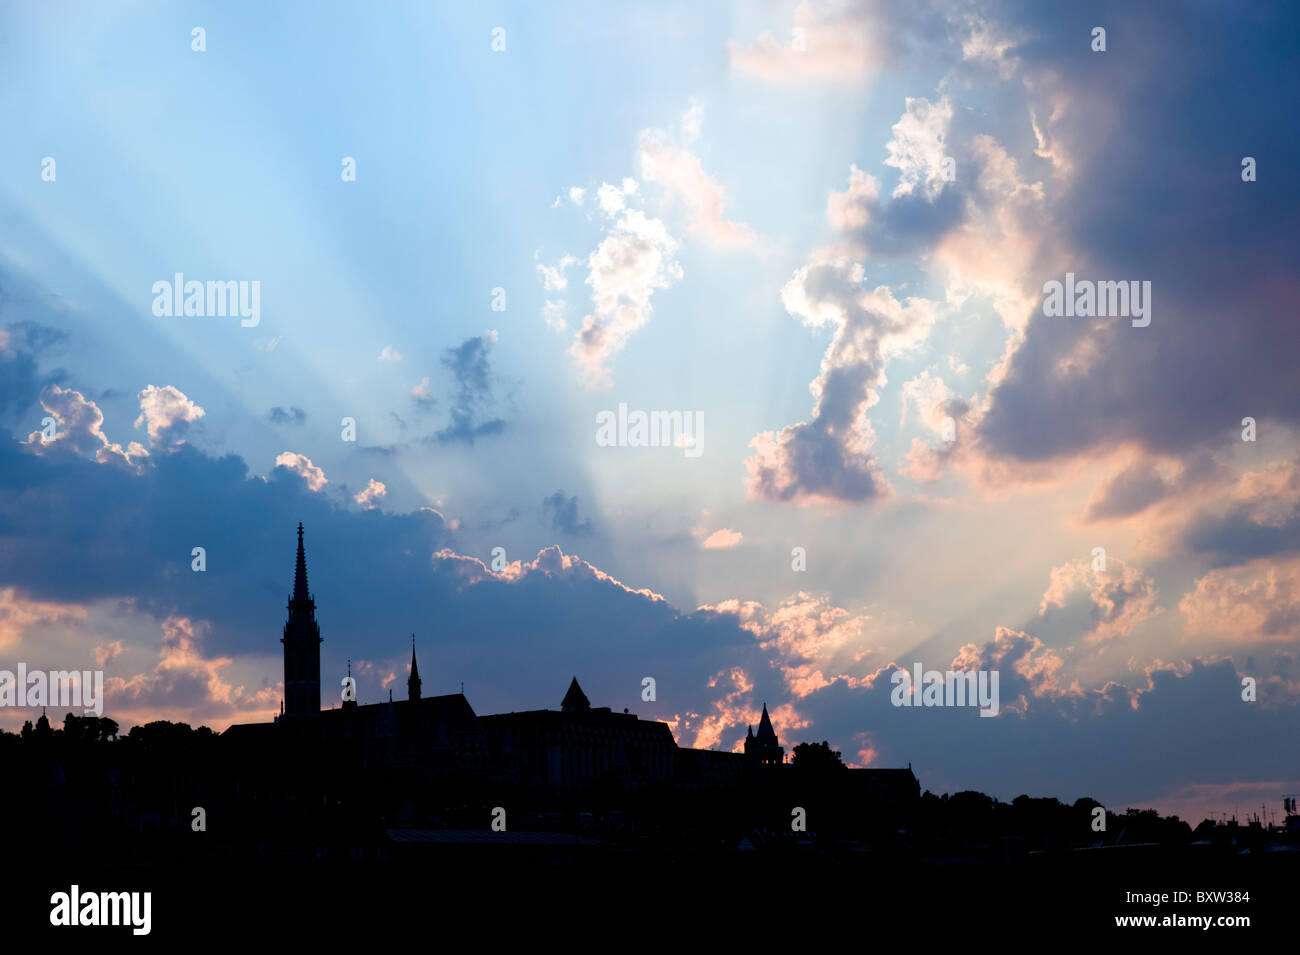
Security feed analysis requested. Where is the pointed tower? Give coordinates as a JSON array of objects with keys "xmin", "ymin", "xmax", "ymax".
[
  {"xmin": 408, "ymin": 635, "xmax": 422, "ymax": 701},
  {"xmin": 281, "ymin": 523, "xmax": 322, "ymax": 719},
  {"xmin": 744, "ymin": 703, "xmax": 784, "ymax": 766},
  {"xmin": 342, "ymin": 660, "xmax": 357, "ymax": 710},
  {"xmin": 560, "ymin": 677, "xmax": 590, "ymax": 713}
]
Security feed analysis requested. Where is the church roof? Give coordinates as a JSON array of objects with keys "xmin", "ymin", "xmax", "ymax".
[
  {"xmin": 755, "ymin": 703, "xmax": 777, "ymax": 742},
  {"xmin": 561, "ymin": 677, "xmax": 590, "ymax": 711}
]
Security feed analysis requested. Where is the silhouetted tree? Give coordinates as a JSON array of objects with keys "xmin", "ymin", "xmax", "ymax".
[{"xmin": 791, "ymin": 740, "xmax": 846, "ymax": 773}]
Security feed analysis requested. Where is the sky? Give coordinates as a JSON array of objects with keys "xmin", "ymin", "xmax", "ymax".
[{"xmin": 1, "ymin": 0, "xmax": 1297, "ymax": 826}]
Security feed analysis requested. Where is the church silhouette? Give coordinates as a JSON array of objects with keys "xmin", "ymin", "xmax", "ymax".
[{"xmin": 223, "ymin": 523, "xmax": 921, "ymax": 802}]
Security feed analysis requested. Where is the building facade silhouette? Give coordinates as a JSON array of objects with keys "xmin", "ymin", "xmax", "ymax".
[{"xmin": 227, "ymin": 524, "xmax": 918, "ymax": 801}]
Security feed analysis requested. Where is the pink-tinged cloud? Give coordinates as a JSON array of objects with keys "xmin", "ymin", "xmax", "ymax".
[
  {"xmin": 92, "ymin": 639, "xmax": 124, "ymax": 666},
  {"xmin": 1181, "ymin": 559, "xmax": 1300, "ymax": 644},
  {"xmin": 105, "ymin": 616, "xmax": 280, "ymax": 729},
  {"xmin": 682, "ymin": 666, "xmax": 755, "ymax": 751},
  {"xmin": 701, "ymin": 528, "xmax": 743, "ymax": 550},
  {"xmin": 274, "ymin": 452, "xmax": 328, "ymax": 492},
  {"xmin": 1039, "ymin": 557, "xmax": 1163, "ymax": 643},
  {"xmin": 638, "ymin": 129, "xmax": 759, "ymax": 248},
  {"xmin": 701, "ymin": 591, "xmax": 877, "ymax": 701},
  {"xmin": 727, "ymin": 0, "xmax": 882, "ymax": 84},
  {"xmin": 354, "ymin": 478, "xmax": 387, "ymax": 509},
  {"xmin": 0, "ymin": 587, "xmax": 87, "ymax": 650},
  {"xmin": 951, "ymin": 626, "xmax": 1069, "ymax": 705},
  {"xmin": 434, "ymin": 545, "xmax": 668, "ymax": 604}
]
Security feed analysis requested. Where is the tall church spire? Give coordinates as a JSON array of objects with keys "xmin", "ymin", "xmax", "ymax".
[
  {"xmin": 282, "ymin": 523, "xmax": 322, "ymax": 718},
  {"xmin": 292, "ymin": 521, "xmax": 310, "ymax": 605},
  {"xmin": 408, "ymin": 634, "xmax": 422, "ymax": 701}
]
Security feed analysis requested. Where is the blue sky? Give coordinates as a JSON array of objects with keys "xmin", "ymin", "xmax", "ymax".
[{"xmin": 2, "ymin": 0, "xmax": 1298, "ymax": 825}]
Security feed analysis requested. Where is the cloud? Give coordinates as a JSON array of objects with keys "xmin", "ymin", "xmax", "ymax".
[
  {"xmin": 273, "ymin": 452, "xmax": 328, "ymax": 492},
  {"xmin": 884, "ymin": 96, "xmax": 954, "ymax": 200},
  {"xmin": 0, "ymin": 587, "xmax": 86, "ymax": 650},
  {"xmin": 568, "ymin": 189, "xmax": 682, "ymax": 390},
  {"xmin": 410, "ymin": 376, "xmax": 436, "ymax": 412},
  {"xmin": 745, "ymin": 260, "xmax": 936, "ymax": 503},
  {"xmin": 536, "ymin": 254, "xmax": 578, "ymax": 293},
  {"xmin": 23, "ymin": 385, "xmax": 147, "ymax": 467},
  {"xmin": 727, "ymin": 0, "xmax": 883, "ymax": 84},
  {"xmin": 966, "ymin": 2, "xmax": 1299, "ymax": 473},
  {"xmin": 1175, "ymin": 457, "xmax": 1300, "ymax": 566},
  {"xmin": 1181, "ymin": 559, "xmax": 1300, "ymax": 644},
  {"xmin": 378, "ymin": 345, "xmax": 403, "ymax": 362},
  {"xmin": 542, "ymin": 490, "xmax": 593, "ymax": 537},
  {"xmin": 354, "ymin": 478, "xmax": 387, "ymax": 509},
  {"xmin": 825, "ymin": 165, "xmax": 879, "ymax": 239},
  {"xmin": 268, "ymin": 405, "xmax": 306, "ymax": 427},
  {"xmin": 135, "ymin": 384, "xmax": 205, "ymax": 450},
  {"xmin": 792, "ymin": 653, "xmax": 1298, "ymax": 815},
  {"xmin": 105, "ymin": 615, "xmax": 279, "ymax": 726},
  {"xmin": 638, "ymin": 128, "xmax": 758, "ymax": 248},
  {"xmin": 1039, "ymin": 557, "xmax": 1163, "ymax": 643},
  {"xmin": 950, "ymin": 626, "xmax": 1067, "ymax": 705},
  {"xmin": 898, "ymin": 372, "xmax": 973, "ymax": 483},
  {"xmin": 0, "ymin": 321, "xmax": 67, "ymax": 417},
  {"xmin": 92, "ymin": 639, "xmax": 124, "ymax": 666},
  {"xmin": 433, "ymin": 333, "xmax": 507, "ymax": 445},
  {"xmin": 680, "ymin": 101, "xmax": 703, "ymax": 142},
  {"xmin": 700, "ymin": 528, "xmax": 743, "ymax": 550},
  {"xmin": 952, "ymin": 8, "xmax": 1021, "ymax": 78}
]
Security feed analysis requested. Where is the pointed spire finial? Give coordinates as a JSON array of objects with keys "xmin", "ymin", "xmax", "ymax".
[
  {"xmin": 408, "ymin": 637, "xmax": 422, "ymax": 701},
  {"xmin": 292, "ymin": 522, "xmax": 310, "ymax": 604}
]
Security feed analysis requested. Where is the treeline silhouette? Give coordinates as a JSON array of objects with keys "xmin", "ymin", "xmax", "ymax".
[{"xmin": 1, "ymin": 716, "xmax": 1227, "ymax": 865}]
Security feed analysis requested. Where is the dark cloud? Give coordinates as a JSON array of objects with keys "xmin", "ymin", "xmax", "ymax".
[
  {"xmin": 542, "ymin": 490, "xmax": 593, "ymax": 537},
  {"xmin": 746, "ymin": 261, "xmax": 929, "ymax": 503},
  {"xmin": 974, "ymin": 1, "xmax": 1300, "ymax": 464},
  {"xmin": 0, "ymin": 429, "xmax": 758, "ymax": 720},
  {"xmin": 0, "ymin": 321, "xmax": 68, "ymax": 418},
  {"xmin": 432, "ymin": 335, "xmax": 507, "ymax": 445},
  {"xmin": 1180, "ymin": 508, "xmax": 1300, "ymax": 569},
  {"xmin": 1083, "ymin": 460, "xmax": 1176, "ymax": 522},
  {"xmin": 793, "ymin": 654, "xmax": 1297, "ymax": 811},
  {"xmin": 267, "ymin": 406, "xmax": 306, "ymax": 426}
]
